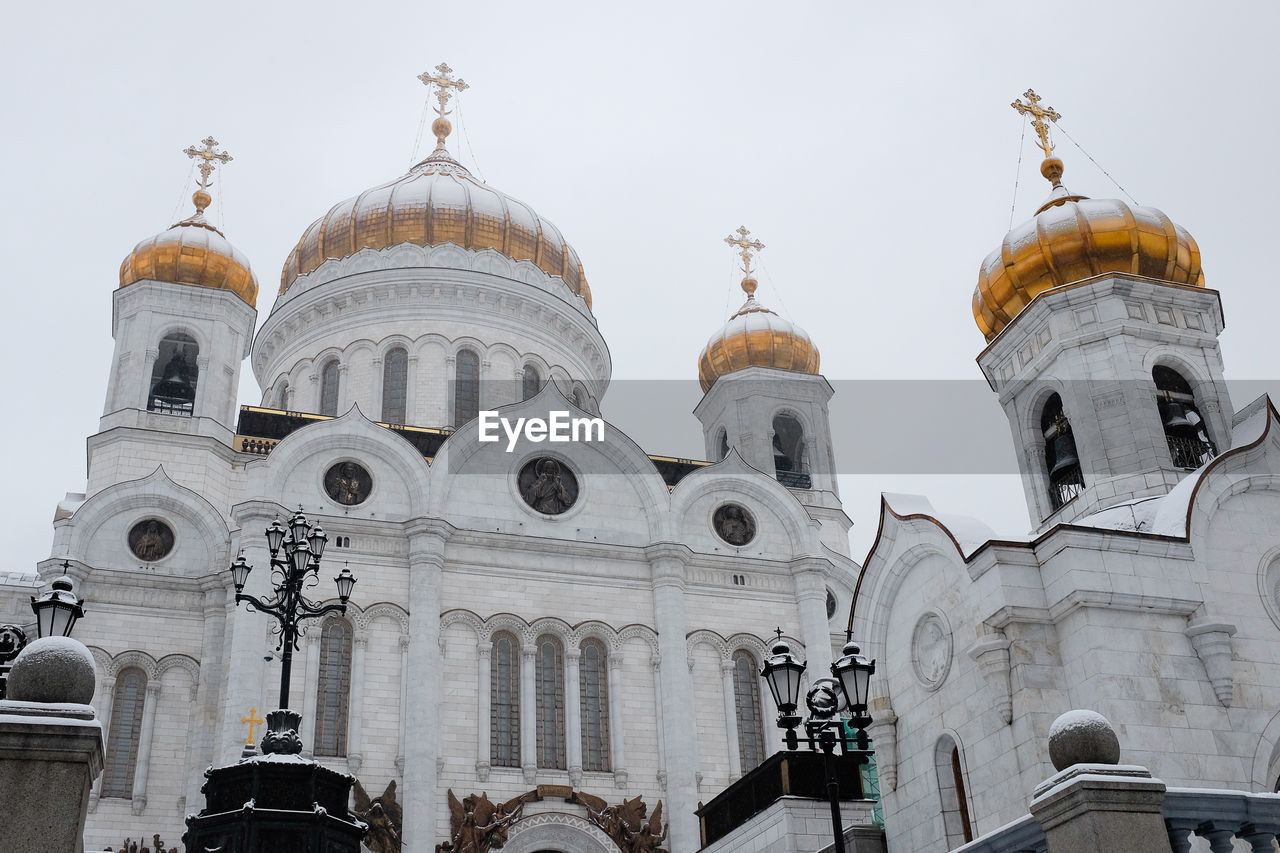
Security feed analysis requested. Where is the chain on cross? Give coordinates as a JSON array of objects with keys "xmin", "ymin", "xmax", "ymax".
[
  {"xmin": 183, "ymin": 137, "xmax": 233, "ymax": 191},
  {"xmin": 1011, "ymin": 89, "xmax": 1062, "ymax": 158},
  {"xmin": 724, "ymin": 226, "xmax": 765, "ymax": 277}
]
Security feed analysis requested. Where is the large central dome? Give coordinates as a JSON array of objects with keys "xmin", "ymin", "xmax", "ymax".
[{"xmin": 278, "ymin": 147, "xmax": 591, "ymax": 308}]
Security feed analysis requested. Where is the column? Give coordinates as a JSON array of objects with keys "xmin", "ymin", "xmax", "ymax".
[
  {"xmin": 646, "ymin": 544, "xmax": 699, "ymax": 853},
  {"xmin": 397, "ymin": 634, "xmax": 410, "ymax": 776},
  {"xmin": 720, "ymin": 659, "xmax": 742, "ymax": 780},
  {"xmin": 130, "ymin": 681, "xmax": 161, "ymax": 814},
  {"xmin": 650, "ymin": 656, "xmax": 667, "ymax": 791},
  {"xmin": 347, "ymin": 633, "xmax": 368, "ymax": 776},
  {"xmin": 140, "ymin": 347, "xmax": 159, "ymax": 410},
  {"xmin": 793, "ymin": 558, "xmax": 834, "ymax": 673},
  {"xmin": 475, "ymin": 641, "xmax": 491, "ymax": 781},
  {"xmin": 607, "ymin": 653, "xmax": 627, "ymax": 787},
  {"xmin": 337, "ymin": 362, "xmax": 351, "ymax": 413},
  {"xmin": 520, "ymin": 643, "xmax": 537, "ymax": 784},
  {"xmin": 300, "ymin": 630, "xmax": 321, "ymax": 757},
  {"xmin": 401, "ymin": 519, "xmax": 450, "ymax": 853},
  {"xmin": 566, "ymin": 647, "xmax": 582, "ymax": 786},
  {"xmin": 218, "ymin": 508, "xmax": 275, "ymax": 765},
  {"xmin": 88, "ymin": 674, "xmax": 115, "ymax": 811},
  {"xmin": 185, "ymin": 578, "xmax": 227, "ymax": 813}
]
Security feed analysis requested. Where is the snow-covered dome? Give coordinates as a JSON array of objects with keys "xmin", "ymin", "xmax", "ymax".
[
  {"xmin": 119, "ymin": 190, "xmax": 259, "ymax": 307},
  {"xmin": 973, "ymin": 156, "xmax": 1204, "ymax": 341},
  {"xmin": 278, "ymin": 145, "xmax": 591, "ymax": 310},
  {"xmin": 698, "ymin": 276, "xmax": 820, "ymax": 392}
]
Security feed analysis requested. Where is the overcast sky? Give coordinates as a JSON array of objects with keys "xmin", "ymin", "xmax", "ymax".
[{"xmin": 3, "ymin": 1, "xmax": 1277, "ymax": 577}]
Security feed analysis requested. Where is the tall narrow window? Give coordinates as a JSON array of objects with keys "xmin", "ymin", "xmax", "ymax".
[
  {"xmin": 717, "ymin": 429, "xmax": 730, "ymax": 462},
  {"xmin": 382, "ymin": 347, "xmax": 408, "ymax": 425},
  {"xmin": 579, "ymin": 639, "xmax": 611, "ymax": 772},
  {"xmin": 1154, "ymin": 365, "xmax": 1216, "ymax": 469},
  {"xmin": 936, "ymin": 735, "xmax": 974, "ymax": 848},
  {"xmin": 535, "ymin": 635, "xmax": 566, "ymax": 769},
  {"xmin": 314, "ymin": 618, "xmax": 352, "ymax": 757},
  {"xmin": 1041, "ymin": 393, "xmax": 1083, "ymax": 510},
  {"xmin": 102, "ymin": 668, "xmax": 148, "ymax": 797},
  {"xmin": 148, "ymin": 333, "xmax": 199, "ymax": 416},
  {"xmin": 522, "ymin": 365, "xmax": 542, "ymax": 401},
  {"xmin": 320, "ymin": 359, "xmax": 341, "ymax": 417},
  {"xmin": 732, "ymin": 650, "xmax": 765, "ymax": 771},
  {"xmin": 491, "ymin": 631, "xmax": 521, "ymax": 767},
  {"xmin": 772, "ymin": 414, "xmax": 810, "ymax": 488},
  {"xmin": 455, "ymin": 349, "xmax": 480, "ymax": 427},
  {"xmin": 276, "ymin": 380, "xmax": 290, "ymax": 411}
]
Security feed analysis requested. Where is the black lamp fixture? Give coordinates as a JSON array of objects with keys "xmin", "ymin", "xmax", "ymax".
[
  {"xmin": 31, "ymin": 563, "xmax": 86, "ymax": 639},
  {"xmin": 760, "ymin": 628, "xmax": 876, "ymax": 853}
]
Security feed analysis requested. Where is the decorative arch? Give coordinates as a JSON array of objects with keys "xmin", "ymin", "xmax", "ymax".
[
  {"xmin": 935, "ymin": 731, "xmax": 974, "ymax": 847},
  {"xmin": 503, "ymin": 811, "xmax": 618, "ymax": 853}
]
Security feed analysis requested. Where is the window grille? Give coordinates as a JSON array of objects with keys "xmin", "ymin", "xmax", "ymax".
[
  {"xmin": 535, "ymin": 635, "xmax": 566, "ymax": 769},
  {"xmin": 579, "ymin": 639, "xmax": 611, "ymax": 772},
  {"xmin": 732, "ymin": 650, "xmax": 765, "ymax": 771},
  {"xmin": 314, "ymin": 618, "xmax": 352, "ymax": 757},
  {"xmin": 490, "ymin": 632, "xmax": 521, "ymax": 767},
  {"xmin": 455, "ymin": 350, "xmax": 480, "ymax": 426},
  {"xmin": 320, "ymin": 360, "xmax": 341, "ymax": 417},
  {"xmin": 382, "ymin": 347, "xmax": 408, "ymax": 425},
  {"xmin": 102, "ymin": 668, "xmax": 147, "ymax": 797}
]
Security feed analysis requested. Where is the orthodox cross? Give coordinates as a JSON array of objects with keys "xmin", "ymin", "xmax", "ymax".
[
  {"xmin": 240, "ymin": 706, "xmax": 264, "ymax": 745},
  {"xmin": 418, "ymin": 62, "xmax": 469, "ymax": 118},
  {"xmin": 183, "ymin": 137, "xmax": 233, "ymax": 191},
  {"xmin": 724, "ymin": 226, "xmax": 765, "ymax": 278},
  {"xmin": 1011, "ymin": 89, "xmax": 1062, "ymax": 158}
]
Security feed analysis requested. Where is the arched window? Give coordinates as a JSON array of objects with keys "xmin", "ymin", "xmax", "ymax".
[
  {"xmin": 102, "ymin": 667, "xmax": 148, "ymax": 797},
  {"xmin": 579, "ymin": 639, "xmax": 611, "ymax": 772},
  {"xmin": 1154, "ymin": 365, "xmax": 1216, "ymax": 469},
  {"xmin": 382, "ymin": 347, "xmax": 409, "ymax": 425},
  {"xmin": 1041, "ymin": 393, "xmax": 1083, "ymax": 510},
  {"xmin": 935, "ymin": 735, "xmax": 974, "ymax": 847},
  {"xmin": 314, "ymin": 618, "xmax": 353, "ymax": 757},
  {"xmin": 455, "ymin": 349, "xmax": 480, "ymax": 427},
  {"xmin": 276, "ymin": 380, "xmax": 290, "ymax": 411},
  {"xmin": 535, "ymin": 635, "xmax": 566, "ymax": 769},
  {"xmin": 732, "ymin": 650, "xmax": 765, "ymax": 771},
  {"xmin": 319, "ymin": 359, "xmax": 341, "ymax": 417},
  {"xmin": 148, "ymin": 333, "xmax": 199, "ymax": 416},
  {"xmin": 523, "ymin": 365, "xmax": 542, "ymax": 401},
  {"xmin": 491, "ymin": 631, "xmax": 521, "ymax": 767},
  {"xmin": 772, "ymin": 414, "xmax": 809, "ymax": 488},
  {"xmin": 717, "ymin": 429, "xmax": 730, "ymax": 462}
]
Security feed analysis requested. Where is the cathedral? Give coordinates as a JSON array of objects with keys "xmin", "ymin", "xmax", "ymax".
[{"xmin": 6, "ymin": 68, "xmax": 1280, "ymax": 853}]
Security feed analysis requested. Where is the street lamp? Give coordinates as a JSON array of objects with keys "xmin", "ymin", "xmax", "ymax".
[
  {"xmin": 31, "ymin": 566, "xmax": 85, "ymax": 638},
  {"xmin": 761, "ymin": 628, "xmax": 876, "ymax": 853},
  {"xmin": 230, "ymin": 509, "xmax": 356, "ymax": 715}
]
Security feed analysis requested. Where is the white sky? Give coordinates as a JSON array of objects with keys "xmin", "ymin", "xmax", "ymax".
[{"xmin": 3, "ymin": 1, "xmax": 1277, "ymax": 577}]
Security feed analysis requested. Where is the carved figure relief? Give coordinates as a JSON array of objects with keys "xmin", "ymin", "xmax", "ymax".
[
  {"xmin": 911, "ymin": 611, "xmax": 953, "ymax": 691},
  {"xmin": 582, "ymin": 794, "xmax": 669, "ymax": 853},
  {"xmin": 712, "ymin": 503, "xmax": 755, "ymax": 546},
  {"xmin": 104, "ymin": 835, "xmax": 177, "ymax": 853},
  {"xmin": 324, "ymin": 461, "xmax": 373, "ymax": 506},
  {"xmin": 128, "ymin": 519, "xmax": 174, "ymax": 562},
  {"xmin": 438, "ymin": 789, "xmax": 537, "ymax": 853},
  {"xmin": 518, "ymin": 457, "xmax": 578, "ymax": 515},
  {"xmin": 354, "ymin": 778, "xmax": 404, "ymax": 853}
]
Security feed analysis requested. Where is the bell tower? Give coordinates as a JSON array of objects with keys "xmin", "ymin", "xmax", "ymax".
[
  {"xmin": 974, "ymin": 92, "xmax": 1232, "ymax": 529},
  {"xmin": 694, "ymin": 228, "xmax": 849, "ymax": 555},
  {"xmin": 97, "ymin": 138, "xmax": 258, "ymax": 484}
]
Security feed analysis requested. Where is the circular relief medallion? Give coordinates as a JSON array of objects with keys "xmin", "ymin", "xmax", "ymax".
[
  {"xmin": 911, "ymin": 611, "xmax": 953, "ymax": 691},
  {"xmin": 518, "ymin": 457, "xmax": 579, "ymax": 515},
  {"xmin": 324, "ymin": 461, "xmax": 373, "ymax": 506},
  {"xmin": 713, "ymin": 503, "xmax": 756, "ymax": 546},
  {"xmin": 129, "ymin": 518, "xmax": 175, "ymax": 562}
]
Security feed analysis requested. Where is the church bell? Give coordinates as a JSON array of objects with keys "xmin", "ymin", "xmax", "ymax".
[
  {"xmin": 150, "ymin": 354, "xmax": 195, "ymax": 407},
  {"xmin": 1049, "ymin": 433, "xmax": 1081, "ymax": 479},
  {"xmin": 1159, "ymin": 400, "xmax": 1194, "ymax": 432}
]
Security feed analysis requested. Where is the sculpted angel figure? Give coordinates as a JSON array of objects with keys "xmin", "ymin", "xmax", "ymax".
[
  {"xmin": 354, "ymin": 778, "xmax": 404, "ymax": 853},
  {"xmin": 437, "ymin": 789, "xmax": 533, "ymax": 853},
  {"xmin": 584, "ymin": 795, "xmax": 669, "ymax": 853}
]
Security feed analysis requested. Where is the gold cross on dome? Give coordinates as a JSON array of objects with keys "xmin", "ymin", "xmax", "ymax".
[
  {"xmin": 724, "ymin": 226, "xmax": 765, "ymax": 277},
  {"xmin": 1011, "ymin": 89, "xmax": 1062, "ymax": 158},
  {"xmin": 418, "ymin": 62, "xmax": 469, "ymax": 117},
  {"xmin": 183, "ymin": 136, "xmax": 233, "ymax": 191},
  {"xmin": 240, "ymin": 706, "xmax": 264, "ymax": 745}
]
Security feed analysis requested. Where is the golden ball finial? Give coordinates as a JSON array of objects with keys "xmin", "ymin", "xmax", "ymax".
[
  {"xmin": 192, "ymin": 190, "xmax": 212, "ymax": 214},
  {"xmin": 1040, "ymin": 156, "xmax": 1065, "ymax": 187},
  {"xmin": 741, "ymin": 276, "xmax": 758, "ymax": 296},
  {"xmin": 432, "ymin": 116, "xmax": 452, "ymax": 146}
]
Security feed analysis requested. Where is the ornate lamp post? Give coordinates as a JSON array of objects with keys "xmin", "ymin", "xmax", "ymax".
[
  {"xmin": 0, "ymin": 565, "xmax": 85, "ymax": 699},
  {"xmin": 229, "ymin": 509, "xmax": 356, "ymax": 748},
  {"xmin": 761, "ymin": 629, "xmax": 876, "ymax": 853}
]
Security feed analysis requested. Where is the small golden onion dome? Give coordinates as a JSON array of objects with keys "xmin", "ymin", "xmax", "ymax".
[
  {"xmin": 279, "ymin": 147, "xmax": 591, "ymax": 309},
  {"xmin": 973, "ymin": 157, "xmax": 1204, "ymax": 341},
  {"xmin": 119, "ymin": 191, "xmax": 259, "ymax": 307},
  {"xmin": 698, "ymin": 278, "xmax": 821, "ymax": 392}
]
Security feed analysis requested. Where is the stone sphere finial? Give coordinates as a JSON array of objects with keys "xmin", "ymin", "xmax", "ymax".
[
  {"xmin": 1048, "ymin": 709, "xmax": 1120, "ymax": 771},
  {"xmin": 6, "ymin": 636, "xmax": 97, "ymax": 704}
]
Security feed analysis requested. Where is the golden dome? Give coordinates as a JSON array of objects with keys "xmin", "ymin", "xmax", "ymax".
[
  {"xmin": 699, "ymin": 277, "xmax": 821, "ymax": 392},
  {"xmin": 279, "ymin": 147, "xmax": 591, "ymax": 309},
  {"xmin": 973, "ymin": 157, "xmax": 1204, "ymax": 341},
  {"xmin": 119, "ymin": 192, "xmax": 259, "ymax": 307}
]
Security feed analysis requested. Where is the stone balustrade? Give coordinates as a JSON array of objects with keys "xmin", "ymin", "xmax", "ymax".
[{"xmin": 1163, "ymin": 788, "xmax": 1280, "ymax": 853}]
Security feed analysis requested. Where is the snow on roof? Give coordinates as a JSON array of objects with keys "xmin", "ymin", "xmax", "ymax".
[{"xmin": 881, "ymin": 492, "xmax": 1020, "ymax": 558}]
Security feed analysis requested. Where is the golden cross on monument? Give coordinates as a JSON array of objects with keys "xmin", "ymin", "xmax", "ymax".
[
  {"xmin": 417, "ymin": 62, "xmax": 469, "ymax": 151},
  {"xmin": 724, "ymin": 226, "xmax": 765, "ymax": 279},
  {"xmin": 183, "ymin": 136, "xmax": 233, "ymax": 191},
  {"xmin": 240, "ymin": 706, "xmax": 265, "ymax": 746},
  {"xmin": 1011, "ymin": 89, "xmax": 1062, "ymax": 158}
]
